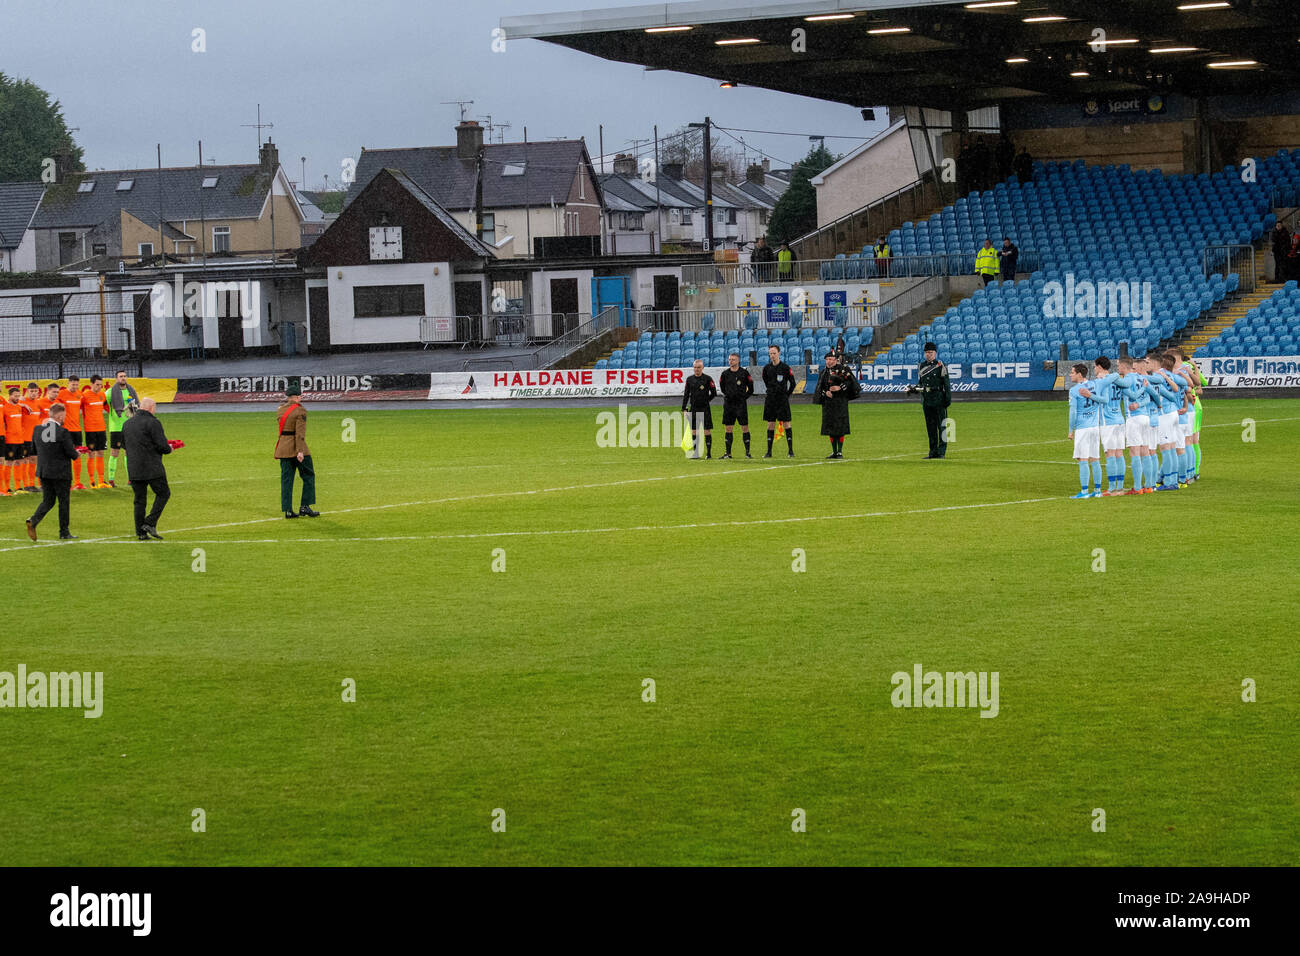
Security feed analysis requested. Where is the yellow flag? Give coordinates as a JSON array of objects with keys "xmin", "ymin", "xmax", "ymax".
[
  {"xmin": 775, "ymin": 420, "xmax": 785, "ymax": 440},
  {"xmin": 681, "ymin": 415, "xmax": 694, "ymax": 453}
]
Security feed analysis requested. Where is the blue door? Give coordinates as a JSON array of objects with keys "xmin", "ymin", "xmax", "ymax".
[{"xmin": 592, "ymin": 276, "xmax": 632, "ymax": 325}]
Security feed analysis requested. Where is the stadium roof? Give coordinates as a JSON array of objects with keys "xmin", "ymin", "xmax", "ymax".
[{"xmin": 501, "ymin": 0, "xmax": 1300, "ymax": 111}]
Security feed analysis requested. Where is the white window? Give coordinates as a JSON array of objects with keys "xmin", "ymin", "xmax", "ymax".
[
  {"xmin": 138, "ymin": 242, "xmax": 154, "ymax": 259},
  {"xmin": 579, "ymin": 167, "xmax": 585, "ymax": 199},
  {"xmin": 502, "ymin": 164, "xmax": 525, "ymax": 177},
  {"xmin": 117, "ymin": 179, "xmax": 134, "ymax": 191},
  {"xmin": 481, "ymin": 213, "xmax": 496, "ymax": 245},
  {"xmin": 212, "ymin": 226, "xmax": 231, "ymax": 253},
  {"xmin": 77, "ymin": 180, "xmax": 94, "ymax": 193},
  {"xmin": 202, "ymin": 176, "xmax": 219, "ymax": 188}
]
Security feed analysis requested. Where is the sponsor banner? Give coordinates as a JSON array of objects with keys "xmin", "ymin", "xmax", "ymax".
[
  {"xmin": 856, "ymin": 361, "xmax": 1057, "ymax": 393},
  {"xmin": 1083, "ymin": 94, "xmax": 1167, "ymax": 119},
  {"xmin": 2, "ymin": 377, "xmax": 178, "ymax": 404},
  {"xmin": 735, "ymin": 283, "xmax": 881, "ymax": 323},
  {"xmin": 173, "ymin": 373, "xmax": 428, "ymax": 403},
  {"xmin": 428, "ymin": 367, "xmax": 797, "ymax": 400},
  {"xmin": 1194, "ymin": 355, "xmax": 1300, "ymax": 388}
]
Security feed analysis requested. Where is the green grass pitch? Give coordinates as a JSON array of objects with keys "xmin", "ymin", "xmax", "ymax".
[{"xmin": 2, "ymin": 397, "xmax": 1296, "ymax": 866}]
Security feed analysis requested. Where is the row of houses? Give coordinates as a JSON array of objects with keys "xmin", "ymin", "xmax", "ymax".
[{"xmin": 0, "ymin": 120, "xmax": 791, "ymax": 274}]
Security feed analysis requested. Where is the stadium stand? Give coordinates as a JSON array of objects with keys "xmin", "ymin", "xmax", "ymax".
[
  {"xmin": 1199, "ymin": 282, "xmax": 1300, "ymax": 357},
  {"xmin": 603, "ymin": 150, "xmax": 1300, "ymax": 370}
]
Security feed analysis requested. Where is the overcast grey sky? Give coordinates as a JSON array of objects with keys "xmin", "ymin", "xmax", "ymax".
[{"xmin": 1, "ymin": 0, "xmax": 883, "ymax": 187}]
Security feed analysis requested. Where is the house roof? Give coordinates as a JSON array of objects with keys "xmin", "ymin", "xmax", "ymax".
[
  {"xmin": 810, "ymin": 119, "xmax": 908, "ymax": 186},
  {"xmin": 0, "ymin": 182, "xmax": 46, "ymax": 250},
  {"xmin": 385, "ymin": 168, "xmax": 497, "ymax": 259},
  {"xmin": 343, "ymin": 140, "xmax": 598, "ymax": 212},
  {"xmin": 32, "ymin": 163, "xmax": 286, "ymax": 230},
  {"xmin": 732, "ymin": 180, "xmax": 782, "ymax": 206}
]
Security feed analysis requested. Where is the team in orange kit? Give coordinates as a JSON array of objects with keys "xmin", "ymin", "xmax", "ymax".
[
  {"xmin": 80, "ymin": 376, "xmax": 109, "ymax": 488},
  {"xmin": 20, "ymin": 384, "xmax": 43, "ymax": 492},
  {"xmin": 2, "ymin": 376, "xmax": 118, "ymax": 494},
  {"xmin": 2, "ymin": 387, "xmax": 27, "ymax": 495},
  {"xmin": 58, "ymin": 375, "xmax": 87, "ymax": 489}
]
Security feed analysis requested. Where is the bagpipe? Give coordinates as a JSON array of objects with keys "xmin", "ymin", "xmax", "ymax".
[{"xmin": 826, "ymin": 334, "xmax": 863, "ymax": 389}]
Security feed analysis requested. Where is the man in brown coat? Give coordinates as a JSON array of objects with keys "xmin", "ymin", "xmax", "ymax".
[{"xmin": 274, "ymin": 381, "xmax": 319, "ymax": 518}]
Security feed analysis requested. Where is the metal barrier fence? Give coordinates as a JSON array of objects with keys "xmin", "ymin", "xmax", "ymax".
[
  {"xmin": 791, "ymin": 177, "xmax": 946, "ymax": 262},
  {"xmin": 642, "ymin": 306, "xmax": 881, "ymax": 335},
  {"xmin": 1203, "ymin": 244, "xmax": 1256, "ymax": 294},
  {"xmin": 530, "ymin": 306, "xmax": 621, "ymax": 370},
  {"xmin": 421, "ymin": 313, "xmax": 575, "ymax": 349},
  {"xmin": 682, "ymin": 251, "xmax": 1039, "ymax": 287}
]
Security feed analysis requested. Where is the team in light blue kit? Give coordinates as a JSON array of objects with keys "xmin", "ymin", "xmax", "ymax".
[{"xmin": 1067, "ymin": 350, "xmax": 1204, "ymax": 498}]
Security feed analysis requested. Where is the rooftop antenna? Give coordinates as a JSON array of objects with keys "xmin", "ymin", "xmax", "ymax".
[
  {"xmin": 241, "ymin": 104, "xmax": 274, "ymax": 153},
  {"xmin": 494, "ymin": 121, "xmax": 511, "ymax": 144},
  {"xmin": 442, "ymin": 100, "xmax": 475, "ymax": 122}
]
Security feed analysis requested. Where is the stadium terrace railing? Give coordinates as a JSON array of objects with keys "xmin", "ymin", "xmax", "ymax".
[
  {"xmin": 789, "ymin": 177, "xmax": 945, "ymax": 262},
  {"xmin": 420, "ymin": 313, "xmax": 574, "ymax": 350},
  {"xmin": 530, "ymin": 306, "xmax": 622, "ymax": 370},
  {"xmin": 1202, "ymin": 244, "xmax": 1256, "ymax": 294},
  {"xmin": 642, "ymin": 305, "xmax": 881, "ymax": 336},
  {"xmin": 681, "ymin": 251, "xmax": 1039, "ymax": 287}
]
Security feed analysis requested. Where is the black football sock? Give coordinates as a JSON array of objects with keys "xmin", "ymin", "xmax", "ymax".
[
  {"xmin": 766, "ymin": 433, "xmax": 773, "ymax": 454},
  {"xmin": 742, "ymin": 433, "xmax": 750, "ymax": 452},
  {"xmin": 786, "ymin": 427, "xmax": 793, "ymax": 452},
  {"xmin": 705, "ymin": 435, "xmax": 712, "ymax": 456},
  {"xmin": 725, "ymin": 433, "xmax": 733, "ymax": 454}
]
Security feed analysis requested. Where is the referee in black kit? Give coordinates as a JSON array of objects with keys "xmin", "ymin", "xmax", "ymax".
[
  {"xmin": 718, "ymin": 351, "xmax": 754, "ymax": 459},
  {"xmin": 762, "ymin": 344, "xmax": 796, "ymax": 457},
  {"xmin": 681, "ymin": 359, "xmax": 717, "ymax": 459}
]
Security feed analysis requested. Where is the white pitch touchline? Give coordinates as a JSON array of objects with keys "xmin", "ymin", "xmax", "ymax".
[
  {"xmin": 54, "ymin": 495, "xmax": 1063, "ymax": 546},
  {"xmin": 0, "ymin": 458, "xmax": 840, "ymax": 552}
]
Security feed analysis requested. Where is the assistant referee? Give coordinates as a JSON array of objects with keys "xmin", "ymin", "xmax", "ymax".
[{"xmin": 761, "ymin": 344, "xmax": 796, "ymax": 457}]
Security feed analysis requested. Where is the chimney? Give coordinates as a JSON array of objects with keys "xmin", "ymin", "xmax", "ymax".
[
  {"xmin": 457, "ymin": 120, "xmax": 484, "ymax": 160},
  {"xmin": 259, "ymin": 138, "xmax": 279, "ymax": 174},
  {"xmin": 662, "ymin": 162, "xmax": 684, "ymax": 181},
  {"xmin": 762, "ymin": 158, "xmax": 771, "ymax": 174},
  {"xmin": 746, "ymin": 163, "xmax": 766, "ymax": 185},
  {"xmin": 612, "ymin": 153, "xmax": 637, "ymax": 176}
]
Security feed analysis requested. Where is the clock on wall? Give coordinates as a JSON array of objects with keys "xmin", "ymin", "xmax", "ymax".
[{"xmin": 368, "ymin": 225, "xmax": 403, "ymax": 260}]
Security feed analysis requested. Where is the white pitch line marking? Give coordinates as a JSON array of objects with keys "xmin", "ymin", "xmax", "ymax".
[{"xmin": 36, "ymin": 495, "xmax": 1062, "ymax": 546}]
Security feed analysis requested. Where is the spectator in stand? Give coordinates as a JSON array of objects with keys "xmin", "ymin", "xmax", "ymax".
[
  {"xmin": 1289, "ymin": 233, "xmax": 1300, "ymax": 283},
  {"xmin": 751, "ymin": 236, "xmax": 776, "ymax": 282},
  {"xmin": 975, "ymin": 238, "xmax": 1001, "ymax": 286},
  {"xmin": 999, "ymin": 237, "xmax": 1020, "ymax": 283},
  {"xmin": 777, "ymin": 241, "xmax": 797, "ymax": 280},
  {"xmin": 1271, "ymin": 220, "xmax": 1291, "ymax": 282},
  {"xmin": 969, "ymin": 138, "xmax": 991, "ymax": 193},
  {"xmin": 1015, "ymin": 147, "xmax": 1034, "ymax": 185},
  {"xmin": 873, "ymin": 236, "xmax": 892, "ymax": 278},
  {"xmin": 996, "ymin": 134, "xmax": 1014, "ymax": 183}
]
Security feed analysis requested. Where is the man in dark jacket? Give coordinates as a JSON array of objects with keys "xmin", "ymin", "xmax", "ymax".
[
  {"xmin": 1271, "ymin": 221, "xmax": 1291, "ymax": 282},
  {"xmin": 751, "ymin": 236, "xmax": 776, "ymax": 282},
  {"xmin": 122, "ymin": 397, "xmax": 173, "ymax": 540},
  {"xmin": 25, "ymin": 403, "xmax": 80, "ymax": 541},
  {"xmin": 999, "ymin": 237, "xmax": 1020, "ymax": 282},
  {"xmin": 813, "ymin": 352, "xmax": 862, "ymax": 459}
]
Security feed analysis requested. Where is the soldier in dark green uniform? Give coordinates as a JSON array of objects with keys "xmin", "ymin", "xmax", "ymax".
[{"xmin": 906, "ymin": 342, "xmax": 952, "ymax": 459}]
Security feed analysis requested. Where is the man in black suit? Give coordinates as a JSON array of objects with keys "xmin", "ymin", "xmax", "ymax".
[
  {"xmin": 26, "ymin": 403, "xmax": 80, "ymax": 541},
  {"xmin": 122, "ymin": 397, "xmax": 172, "ymax": 541}
]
